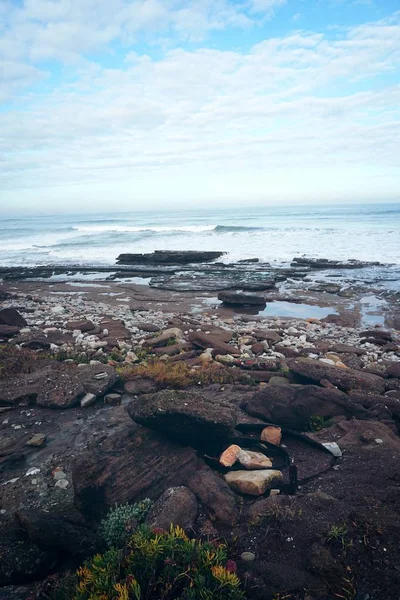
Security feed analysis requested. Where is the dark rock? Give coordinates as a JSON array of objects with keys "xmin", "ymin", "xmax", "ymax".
[
  {"xmin": 288, "ymin": 358, "xmax": 386, "ymax": 394},
  {"xmin": 73, "ymin": 424, "xmax": 198, "ymax": 521},
  {"xmin": 15, "ymin": 510, "xmax": 96, "ymax": 557},
  {"xmin": 66, "ymin": 320, "xmax": 96, "ymax": 332},
  {"xmin": 0, "ymin": 308, "xmax": 27, "ymax": 328},
  {"xmin": 348, "ymin": 392, "xmax": 400, "ymax": 422},
  {"xmin": 0, "ymin": 585, "xmax": 34, "ymax": 600},
  {"xmin": 100, "ymin": 318, "xmax": 131, "ymax": 341},
  {"xmin": 168, "ymin": 350, "xmax": 200, "ymax": 362},
  {"xmin": 360, "ymin": 330, "xmax": 392, "ymax": 342},
  {"xmin": 275, "ymin": 345, "xmax": 299, "ymax": 358},
  {"xmin": 251, "ymin": 342, "xmax": 265, "ymax": 355},
  {"xmin": 134, "ymin": 323, "xmax": 160, "ymax": 333},
  {"xmin": 253, "ymin": 329, "xmax": 282, "ymax": 343},
  {"xmin": 117, "ymin": 250, "xmax": 224, "ymax": 265},
  {"xmin": 153, "ymin": 343, "xmax": 191, "ymax": 356},
  {"xmin": 0, "ymin": 325, "xmax": 20, "ymax": 339},
  {"xmin": 291, "ymin": 257, "xmax": 381, "ymax": 269},
  {"xmin": 386, "ymin": 362, "xmax": 400, "ymax": 379},
  {"xmin": 188, "ymin": 331, "xmax": 240, "ymax": 356},
  {"xmin": 331, "ymin": 343, "xmax": 365, "ymax": 355},
  {"xmin": 187, "ymin": 467, "xmax": 239, "ymax": 525},
  {"xmin": 21, "ymin": 338, "xmax": 51, "ymax": 350},
  {"xmin": 244, "ymin": 384, "xmax": 370, "ymax": 430},
  {"xmin": 36, "ymin": 367, "xmax": 85, "ymax": 408},
  {"xmin": 124, "ymin": 378, "xmax": 158, "ymax": 395},
  {"xmin": 218, "ymin": 291, "xmax": 269, "ymax": 306},
  {"xmin": 146, "ymin": 486, "xmax": 198, "ymax": 532},
  {"xmin": 77, "ymin": 364, "xmax": 119, "ymax": 396},
  {"xmin": 127, "ymin": 389, "xmax": 237, "ymax": 448}
]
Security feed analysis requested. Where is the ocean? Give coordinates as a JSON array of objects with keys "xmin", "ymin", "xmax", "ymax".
[{"xmin": 1, "ymin": 203, "xmax": 400, "ymax": 269}]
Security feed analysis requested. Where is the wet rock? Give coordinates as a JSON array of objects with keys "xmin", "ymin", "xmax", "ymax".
[
  {"xmin": 288, "ymin": 357, "xmax": 386, "ymax": 394},
  {"xmin": 77, "ymin": 364, "xmax": 119, "ymax": 396},
  {"xmin": 124, "ymin": 378, "xmax": 158, "ymax": 395},
  {"xmin": 225, "ymin": 469, "xmax": 283, "ymax": 496},
  {"xmin": 104, "ymin": 393, "xmax": 121, "ymax": 405},
  {"xmin": 127, "ymin": 389, "xmax": 237, "ymax": 448},
  {"xmin": 187, "ymin": 467, "xmax": 239, "ymax": 525},
  {"xmin": 189, "ymin": 331, "xmax": 240, "ymax": 356},
  {"xmin": 16, "ymin": 510, "xmax": 96, "ymax": 557},
  {"xmin": 73, "ymin": 424, "xmax": 198, "ymax": 520},
  {"xmin": 291, "ymin": 257, "xmax": 380, "ymax": 269},
  {"xmin": 146, "ymin": 486, "xmax": 198, "ymax": 532},
  {"xmin": 0, "ymin": 325, "xmax": 20, "ymax": 339},
  {"xmin": 0, "ymin": 308, "xmax": 27, "ymax": 328},
  {"xmin": 218, "ymin": 291, "xmax": 269, "ymax": 306},
  {"xmin": 117, "ymin": 250, "xmax": 224, "ymax": 264},
  {"xmin": 66, "ymin": 320, "xmax": 96, "ymax": 332}
]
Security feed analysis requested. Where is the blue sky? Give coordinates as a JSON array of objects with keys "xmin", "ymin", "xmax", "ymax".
[{"xmin": 0, "ymin": 0, "xmax": 399, "ymax": 212}]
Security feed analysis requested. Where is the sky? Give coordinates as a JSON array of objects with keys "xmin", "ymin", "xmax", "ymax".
[{"xmin": 0, "ymin": 0, "xmax": 399, "ymax": 213}]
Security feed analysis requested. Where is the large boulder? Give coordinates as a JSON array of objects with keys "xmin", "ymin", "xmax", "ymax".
[
  {"xmin": 218, "ymin": 291, "xmax": 269, "ymax": 306},
  {"xmin": 73, "ymin": 424, "xmax": 198, "ymax": 521},
  {"xmin": 243, "ymin": 384, "xmax": 371, "ymax": 430},
  {"xmin": 36, "ymin": 366, "xmax": 85, "ymax": 409},
  {"xmin": 146, "ymin": 487, "xmax": 198, "ymax": 532},
  {"xmin": 127, "ymin": 389, "xmax": 237, "ymax": 448},
  {"xmin": 187, "ymin": 467, "xmax": 239, "ymax": 525},
  {"xmin": 0, "ymin": 308, "xmax": 27, "ymax": 328},
  {"xmin": 117, "ymin": 250, "xmax": 224, "ymax": 265},
  {"xmin": 386, "ymin": 362, "xmax": 400, "ymax": 379},
  {"xmin": 188, "ymin": 331, "xmax": 240, "ymax": 356},
  {"xmin": 77, "ymin": 364, "xmax": 119, "ymax": 396},
  {"xmin": 0, "ymin": 325, "xmax": 20, "ymax": 339},
  {"xmin": 288, "ymin": 358, "xmax": 386, "ymax": 394}
]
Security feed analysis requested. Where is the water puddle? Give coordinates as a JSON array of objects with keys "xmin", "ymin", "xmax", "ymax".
[
  {"xmin": 201, "ymin": 297, "xmax": 336, "ymax": 319},
  {"xmin": 360, "ymin": 295, "xmax": 386, "ymax": 327}
]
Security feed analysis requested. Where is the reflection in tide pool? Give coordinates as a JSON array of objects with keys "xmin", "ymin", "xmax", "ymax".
[{"xmin": 203, "ymin": 297, "xmax": 336, "ymax": 319}]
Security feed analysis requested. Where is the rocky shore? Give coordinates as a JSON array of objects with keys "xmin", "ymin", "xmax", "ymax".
[{"xmin": 1, "ymin": 252, "xmax": 400, "ymax": 600}]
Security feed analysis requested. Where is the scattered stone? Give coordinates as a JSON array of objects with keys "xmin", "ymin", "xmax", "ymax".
[
  {"xmin": 261, "ymin": 426, "xmax": 282, "ymax": 446},
  {"xmin": 104, "ymin": 393, "xmax": 121, "ymax": 406},
  {"xmin": 26, "ymin": 434, "xmax": 46, "ymax": 448},
  {"xmin": 220, "ymin": 445, "xmax": 241, "ymax": 467},
  {"xmin": 241, "ymin": 552, "xmax": 256, "ymax": 562},
  {"xmin": 225, "ymin": 470, "xmax": 283, "ymax": 496},
  {"xmin": 80, "ymin": 393, "xmax": 97, "ymax": 407}
]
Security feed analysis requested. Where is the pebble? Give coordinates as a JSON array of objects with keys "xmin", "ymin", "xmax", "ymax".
[
  {"xmin": 55, "ymin": 479, "xmax": 69, "ymax": 489},
  {"xmin": 241, "ymin": 552, "xmax": 256, "ymax": 562}
]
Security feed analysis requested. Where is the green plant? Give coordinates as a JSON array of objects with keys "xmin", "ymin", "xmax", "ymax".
[
  {"xmin": 306, "ymin": 414, "xmax": 325, "ymax": 432},
  {"xmin": 60, "ymin": 525, "xmax": 245, "ymax": 600},
  {"xmin": 326, "ymin": 523, "xmax": 353, "ymax": 555},
  {"xmin": 99, "ymin": 500, "xmax": 152, "ymax": 549}
]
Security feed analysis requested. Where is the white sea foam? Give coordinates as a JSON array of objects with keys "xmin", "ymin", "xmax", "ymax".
[{"xmin": 72, "ymin": 225, "xmax": 217, "ymax": 233}]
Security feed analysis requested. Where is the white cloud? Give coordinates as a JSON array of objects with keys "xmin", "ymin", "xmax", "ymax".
[{"xmin": 0, "ymin": 5, "xmax": 399, "ymax": 208}]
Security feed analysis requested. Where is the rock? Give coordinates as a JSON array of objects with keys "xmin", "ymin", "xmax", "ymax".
[
  {"xmin": 244, "ymin": 384, "xmax": 370, "ymax": 430},
  {"xmin": 288, "ymin": 357, "xmax": 386, "ymax": 394},
  {"xmin": 66, "ymin": 320, "xmax": 95, "ymax": 332},
  {"xmin": 146, "ymin": 486, "xmax": 198, "ymax": 532},
  {"xmin": 154, "ymin": 342, "xmax": 191, "ymax": 356},
  {"xmin": 144, "ymin": 327, "xmax": 184, "ymax": 348},
  {"xmin": 73, "ymin": 424, "xmax": 198, "ymax": 520},
  {"xmin": 0, "ymin": 535, "xmax": 55, "ymax": 586},
  {"xmin": 360, "ymin": 330, "xmax": 392, "ymax": 342},
  {"xmin": 0, "ymin": 308, "xmax": 27, "ymax": 327},
  {"xmin": 117, "ymin": 250, "xmax": 224, "ymax": 265},
  {"xmin": 36, "ymin": 368, "xmax": 85, "ymax": 408},
  {"xmin": 225, "ymin": 470, "xmax": 283, "ymax": 496},
  {"xmin": 189, "ymin": 331, "xmax": 240, "ymax": 356},
  {"xmin": 187, "ymin": 467, "xmax": 239, "ymax": 525},
  {"xmin": 127, "ymin": 389, "xmax": 237, "ymax": 449},
  {"xmin": 261, "ymin": 426, "xmax": 282, "ymax": 445},
  {"xmin": 124, "ymin": 378, "xmax": 158, "ymax": 395},
  {"xmin": 134, "ymin": 323, "xmax": 160, "ymax": 333},
  {"xmin": 77, "ymin": 364, "xmax": 119, "ymax": 396},
  {"xmin": 331, "ymin": 344, "xmax": 365, "ymax": 355},
  {"xmin": 268, "ymin": 376, "xmax": 291, "ymax": 386},
  {"xmin": 253, "ymin": 329, "xmax": 282, "ymax": 343},
  {"xmin": 15, "ymin": 510, "xmax": 96, "ymax": 557},
  {"xmin": 26, "ymin": 434, "xmax": 46, "ymax": 448},
  {"xmin": 220, "ymin": 444, "xmax": 241, "ymax": 467},
  {"xmin": 99, "ymin": 318, "xmax": 131, "ymax": 341},
  {"xmin": 237, "ymin": 449, "xmax": 272, "ymax": 469},
  {"xmin": 386, "ymin": 362, "xmax": 400, "ymax": 379},
  {"xmin": 104, "ymin": 393, "xmax": 121, "ymax": 406},
  {"xmin": 218, "ymin": 291, "xmax": 269, "ymax": 306},
  {"xmin": 251, "ymin": 342, "xmax": 266, "ymax": 355},
  {"xmin": 241, "ymin": 552, "xmax": 256, "ymax": 561},
  {"xmin": 0, "ymin": 325, "xmax": 20, "ymax": 339},
  {"xmin": 80, "ymin": 393, "xmax": 97, "ymax": 407}
]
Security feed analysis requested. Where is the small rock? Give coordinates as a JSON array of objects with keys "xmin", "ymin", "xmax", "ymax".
[
  {"xmin": 241, "ymin": 552, "xmax": 255, "ymax": 562},
  {"xmin": 220, "ymin": 444, "xmax": 241, "ymax": 467},
  {"xmin": 26, "ymin": 434, "xmax": 46, "ymax": 448},
  {"xmin": 261, "ymin": 426, "xmax": 282, "ymax": 446},
  {"xmin": 237, "ymin": 449, "xmax": 272, "ymax": 470},
  {"xmin": 104, "ymin": 393, "xmax": 121, "ymax": 406},
  {"xmin": 55, "ymin": 479, "xmax": 69, "ymax": 489},
  {"xmin": 80, "ymin": 393, "xmax": 97, "ymax": 407},
  {"xmin": 53, "ymin": 469, "xmax": 66, "ymax": 481},
  {"xmin": 225, "ymin": 469, "xmax": 283, "ymax": 496}
]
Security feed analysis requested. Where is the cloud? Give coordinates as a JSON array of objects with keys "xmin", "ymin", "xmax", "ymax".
[{"xmin": 0, "ymin": 4, "xmax": 399, "ymax": 206}]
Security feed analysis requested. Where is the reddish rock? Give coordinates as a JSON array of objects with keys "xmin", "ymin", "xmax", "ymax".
[
  {"xmin": 0, "ymin": 308, "xmax": 27, "ymax": 327},
  {"xmin": 77, "ymin": 364, "xmax": 119, "ymax": 396},
  {"xmin": 219, "ymin": 444, "xmax": 241, "ymax": 467},
  {"xmin": 66, "ymin": 320, "xmax": 95, "ymax": 332},
  {"xmin": 36, "ymin": 368, "xmax": 85, "ymax": 408},
  {"xmin": 187, "ymin": 467, "xmax": 239, "ymax": 525},
  {"xmin": 0, "ymin": 325, "xmax": 20, "ymax": 339},
  {"xmin": 386, "ymin": 362, "xmax": 400, "ymax": 379},
  {"xmin": 124, "ymin": 378, "xmax": 158, "ymax": 395},
  {"xmin": 261, "ymin": 426, "xmax": 282, "ymax": 446},
  {"xmin": 73, "ymin": 424, "xmax": 199, "ymax": 520},
  {"xmin": 146, "ymin": 486, "xmax": 198, "ymax": 532}
]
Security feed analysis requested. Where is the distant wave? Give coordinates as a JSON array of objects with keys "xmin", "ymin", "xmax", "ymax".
[{"xmin": 72, "ymin": 224, "xmax": 264, "ymax": 234}]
